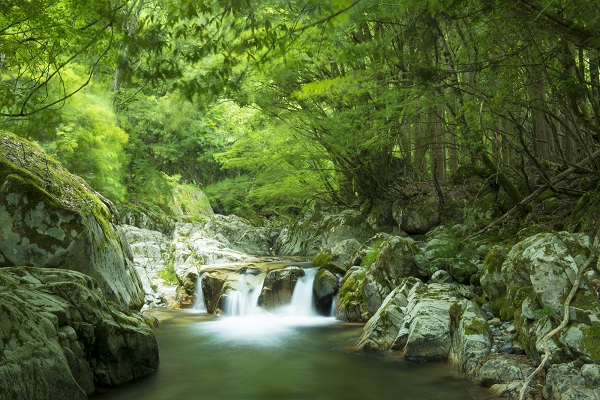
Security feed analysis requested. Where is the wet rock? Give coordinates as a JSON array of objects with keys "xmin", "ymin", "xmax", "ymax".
[
  {"xmin": 120, "ymin": 225, "xmax": 170, "ymax": 306},
  {"xmin": 258, "ymin": 268, "xmax": 304, "ymax": 310},
  {"xmin": 449, "ymin": 299, "xmax": 491, "ymax": 378},
  {"xmin": 477, "ymin": 355, "xmax": 535, "ymax": 387},
  {"xmin": 0, "ymin": 267, "xmax": 159, "ymax": 399},
  {"xmin": 337, "ymin": 236, "xmax": 422, "ymax": 322},
  {"xmin": 394, "ymin": 283, "xmax": 467, "ymax": 360},
  {"xmin": 313, "ymin": 269, "xmax": 339, "ymax": 316}
]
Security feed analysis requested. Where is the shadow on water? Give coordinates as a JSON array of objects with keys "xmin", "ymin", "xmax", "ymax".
[{"xmin": 95, "ymin": 309, "xmax": 493, "ymax": 400}]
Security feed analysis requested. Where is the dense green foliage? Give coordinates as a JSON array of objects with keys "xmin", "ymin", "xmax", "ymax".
[{"xmin": 2, "ymin": 0, "xmax": 600, "ymax": 223}]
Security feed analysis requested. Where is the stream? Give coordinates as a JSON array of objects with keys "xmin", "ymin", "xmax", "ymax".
[
  {"xmin": 96, "ymin": 310, "xmax": 492, "ymax": 400},
  {"xmin": 96, "ymin": 266, "xmax": 492, "ymax": 399}
]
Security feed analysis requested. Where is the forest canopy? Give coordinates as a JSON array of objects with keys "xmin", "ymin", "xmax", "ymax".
[{"xmin": 1, "ymin": 0, "xmax": 600, "ymax": 224}]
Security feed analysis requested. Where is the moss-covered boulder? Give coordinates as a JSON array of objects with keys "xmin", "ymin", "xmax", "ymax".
[
  {"xmin": 337, "ymin": 236, "xmax": 422, "ymax": 322},
  {"xmin": 312, "ymin": 268, "xmax": 339, "ymax": 315},
  {"xmin": 481, "ymin": 232, "xmax": 600, "ymax": 364},
  {"xmin": 0, "ymin": 132, "xmax": 144, "ymax": 309},
  {"xmin": 392, "ymin": 195, "xmax": 441, "ymax": 234},
  {"xmin": 0, "ymin": 267, "xmax": 159, "ymax": 399}
]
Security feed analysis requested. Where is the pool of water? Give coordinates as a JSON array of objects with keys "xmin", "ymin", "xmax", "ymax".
[{"xmin": 96, "ymin": 310, "xmax": 491, "ymax": 400}]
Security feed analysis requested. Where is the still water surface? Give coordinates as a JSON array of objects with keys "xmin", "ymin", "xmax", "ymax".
[{"xmin": 97, "ymin": 310, "xmax": 492, "ymax": 400}]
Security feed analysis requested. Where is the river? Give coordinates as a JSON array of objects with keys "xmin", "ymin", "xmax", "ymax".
[{"xmin": 95, "ymin": 309, "xmax": 492, "ymax": 400}]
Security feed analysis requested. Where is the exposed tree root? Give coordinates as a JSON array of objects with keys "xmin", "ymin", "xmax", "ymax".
[{"xmin": 518, "ymin": 227, "xmax": 600, "ymax": 400}]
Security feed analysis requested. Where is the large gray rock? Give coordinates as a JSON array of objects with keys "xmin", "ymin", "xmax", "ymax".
[
  {"xmin": 0, "ymin": 267, "xmax": 159, "ymax": 399},
  {"xmin": 120, "ymin": 224, "xmax": 170, "ymax": 306},
  {"xmin": 356, "ymin": 277, "xmax": 420, "ymax": 351},
  {"xmin": 0, "ymin": 131, "xmax": 144, "ymax": 309},
  {"xmin": 337, "ymin": 236, "xmax": 422, "ymax": 322},
  {"xmin": 392, "ymin": 195, "xmax": 441, "ymax": 234},
  {"xmin": 449, "ymin": 299, "xmax": 491, "ymax": 379},
  {"xmin": 169, "ymin": 217, "xmax": 269, "ymax": 279},
  {"xmin": 276, "ymin": 208, "xmax": 375, "ymax": 256},
  {"xmin": 480, "ymin": 232, "xmax": 600, "ymax": 363},
  {"xmin": 545, "ymin": 362, "xmax": 600, "ymax": 399},
  {"xmin": 394, "ymin": 283, "xmax": 473, "ymax": 360}
]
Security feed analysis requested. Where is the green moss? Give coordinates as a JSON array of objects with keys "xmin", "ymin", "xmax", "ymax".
[
  {"xmin": 464, "ymin": 319, "xmax": 489, "ymax": 336},
  {"xmin": 311, "ymin": 249, "xmax": 334, "ymax": 268},
  {"xmin": 360, "ymin": 239, "xmax": 385, "ymax": 269},
  {"xmin": 157, "ymin": 263, "xmax": 179, "ymax": 285},
  {"xmin": 582, "ymin": 322, "xmax": 600, "ymax": 361}
]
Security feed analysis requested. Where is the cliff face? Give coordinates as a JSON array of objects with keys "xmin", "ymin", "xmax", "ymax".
[{"xmin": 0, "ymin": 131, "xmax": 144, "ymax": 309}]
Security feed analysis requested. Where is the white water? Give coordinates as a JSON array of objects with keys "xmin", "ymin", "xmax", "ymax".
[
  {"xmin": 281, "ymin": 267, "xmax": 319, "ymax": 317},
  {"xmin": 222, "ymin": 274, "xmax": 265, "ymax": 316},
  {"xmin": 193, "ymin": 274, "xmax": 208, "ymax": 313},
  {"xmin": 196, "ymin": 267, "xmax": 334, "ymax": 346}
]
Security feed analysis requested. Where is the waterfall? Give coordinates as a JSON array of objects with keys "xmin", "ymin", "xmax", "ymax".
[
  {"xmin": 286, "ymin": 267, "xmax": 319, "ymax": 317},
  {"xmin": 194, "ymin": 274, "xmax": 208, "ymax": 313},
  {"xmin": 222, "ymin": 275, "xmax": 265, "ymax": 316}
]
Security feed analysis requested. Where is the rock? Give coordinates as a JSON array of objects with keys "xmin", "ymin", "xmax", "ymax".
[
  {"xmin": 337, "ymin": 236, "xmax": 422, "ymax": 322},
  {"xmin": 0, "ymin": 132, "xmax": 144, "ymax": 309},
  {"xmin": 392, "ymin": 195, "xmax": 441, "ymax": 234},
  {"xmin": 356, "ymin": 277, "xmax": 420, "ymax": 351},
  {"xmin": 201, "ymin": 272, "xmax": 227, "ymax": 314},
  {"xmin": 0, "ymin": 267, "xmax": 159, "ymax": 399},
  {"xmin": 329, "ymin": 238, "xmax": 362, "ymax": 266},
  {"xmin": 276, "ymin": 207, "xmax": 375, "ymax": 256},
  {"xmin": 169, "ymin": 219, "xmax": 267, "ymax": 278},
  {"xmin": 430, "ymin": 269, "xmax": 455, "ymax": 283},
  {"xmin": 480, "ymin": 232, "xmax": 600, "ymax": 363},
  {"xmin": 477, "ymin": 355, "xmax": 535, "ymax": 387},
  {"xmin": 313, "ymin": 269, "xmax": 339, "ymax": 316},
  {"xmin": 545, "ymin": 362, "xmax": 600, "ymax": 399},
  {"xmin": 394, "ymin": 283, "xmax": 468, "ymax": 360},
  {"xmin": 120, "ymin": 225, "xmax": 170, "ymax": 306},
  {"xmin": 449, "ymin": 299, "xmax": 492, "ymax": 379},
  {"xmin": 258, "ymin": 268, "xmax": 304, "ymax": 310},
  {"xmin": 322, "ymin": 209, "xmax": 376, "ymax": 249}
]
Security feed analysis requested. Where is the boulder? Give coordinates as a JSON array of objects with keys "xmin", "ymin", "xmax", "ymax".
[
  {"xmin": 392, "ymin": 195, "xmax": 441, "ymax": 234},
  {"xmin": 276, "ymin": 207, "xmax": 375, "ymax": 256},
  {"xmin": 258, "ymin": 268, "xmax": 304, "ymax": 310},
  {"xmin": 0, "ymin": 131, "xmax": 144, "ymax": 309},
  {"xmin": 313, "ymin": 268, "xmax": 339, "ymax": 315},
  {"xmin": 449, "ymin": 299, "xmax": 492, "ymax": 379},
  {"xmin": 477, "ymin": 355, "xmax": 536, "ymax": 389},
  {"xmin": 337, "ymin": 236, "xmax": 422, "ymax": 321},
  {"xmin": 394, "ymin": 283, "xmax": 474, "ymax": 360},
  {"xmin": 545, "ymin": 362, "xmax": 600, "ymax": 399},
  {"xmin": 480, "ymin": 232, "xmax": 600, "ymax": 363},
  {"xmin": 356, "ymin": 277, "xmax": 420, "ymax": 351},
  {"xmin": 0, "ymin": 267, "xmax": 159, "ymax": 399}
]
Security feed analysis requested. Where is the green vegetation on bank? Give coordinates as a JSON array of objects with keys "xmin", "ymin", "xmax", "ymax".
[{"xmin": 1, "ymin": 0, "xmax": 599, "ymax": 228}]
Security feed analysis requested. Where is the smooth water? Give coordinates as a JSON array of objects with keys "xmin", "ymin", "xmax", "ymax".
[{"xmin": 96, "ymin": 310, "xmax": 492, "ymax": 400}]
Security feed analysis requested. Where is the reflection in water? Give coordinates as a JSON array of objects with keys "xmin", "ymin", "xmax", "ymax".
[{"xmin": 96, "ymin": 310, "xmax": 491, "ymax": 400}]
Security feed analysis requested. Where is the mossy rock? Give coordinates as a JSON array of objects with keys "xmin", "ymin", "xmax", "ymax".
[{"xmin": 0, "ymin": 131, "xmax": 144, "ymax": 309}]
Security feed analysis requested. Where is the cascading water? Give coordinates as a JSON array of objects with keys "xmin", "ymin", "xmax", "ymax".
[
  {"xmin": 222, "ymin": 274, "xmax": 265, "ymax": 316},
  {"xmin": 285, "ymin": 267, "xmax": 319, "ymax": 316},
  {"xmin": 194, "ymin": 274, "xmax": 208, "ymax": 313},
  {"xmin": 199, "ymin": 266, "xmax": 334, "ymax": 346}
]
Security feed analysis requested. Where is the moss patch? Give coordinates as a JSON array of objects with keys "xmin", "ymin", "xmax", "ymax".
[{"xmin": 582, "ymin": 322, "xmax": 600, "ymax": 362}]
